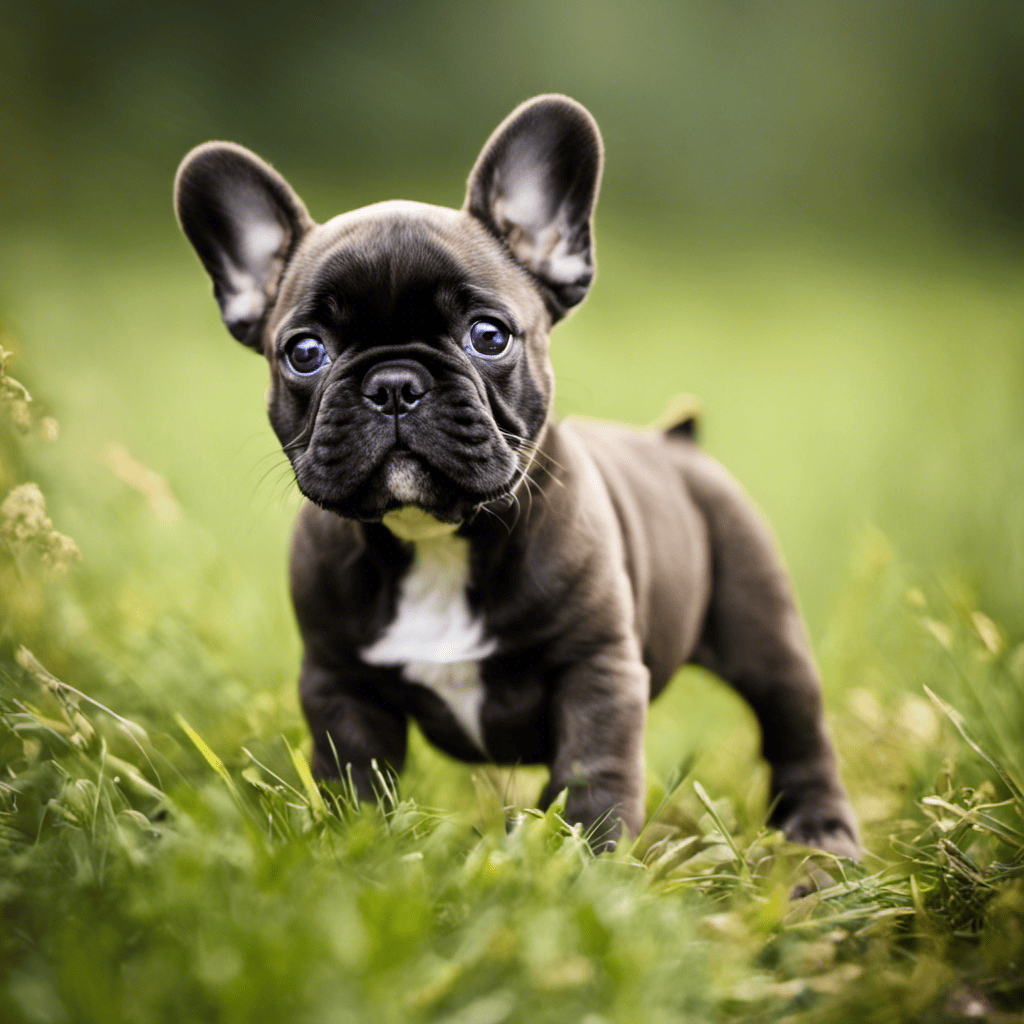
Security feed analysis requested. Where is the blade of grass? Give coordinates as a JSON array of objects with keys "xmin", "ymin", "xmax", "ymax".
[
  {"xmin": 924, "ymin": 686, "xmax": 1024, "ymax": 806},
  {"xmin": 631, "ymin": 752, "xmax": 696, "ymax": 850},
  {"xmin": 693, "ymin": 780, "xmax": 750, "ymax": 880},
  {"xmin": 174, "ymin": 712, "xmax": 241, "ymax": 803},
  {"xmin": 242, "ymin": 746, "xmax": 307, "ymax": 801},
  {"xmin": 284, "ymin": 737, "xmax": 326, "ymax": 820}
]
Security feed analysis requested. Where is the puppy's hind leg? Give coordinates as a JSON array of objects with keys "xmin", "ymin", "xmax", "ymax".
[{"xmin": 681, "ymin": 450, "xmax": 860, "ymax": 860}]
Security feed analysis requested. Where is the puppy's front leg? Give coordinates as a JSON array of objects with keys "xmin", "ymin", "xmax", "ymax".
[
  {"xmin": 298, "ymin": 656, "xmax": 408, "ymax": 801},
  {"xmin": 538, "ymin": 653, "xmax": 649, "ymax": 850}
]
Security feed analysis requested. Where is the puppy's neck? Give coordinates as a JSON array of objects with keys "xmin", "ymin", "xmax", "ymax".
[{"xmin": 381, "ymin": 506, "xmax": 461, "ymax": 544}]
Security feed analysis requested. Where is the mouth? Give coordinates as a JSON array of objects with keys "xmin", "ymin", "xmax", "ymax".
[
  {"xmin": 285, "ymin": 366, "xmax": 529, "ymax": 524},
  {"xmin": 298, "ymin": 448, "xmax": 520, "ymax": 524}
]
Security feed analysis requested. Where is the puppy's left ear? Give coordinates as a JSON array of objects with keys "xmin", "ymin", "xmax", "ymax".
[{"xmin": 465, "ymin": 95, "xmax": 603, "ymax": 320}]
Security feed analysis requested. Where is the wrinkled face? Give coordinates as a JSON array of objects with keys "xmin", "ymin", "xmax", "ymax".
[
  {"xmin": 175, "ymin": 94, "xmax": 603, "ymax": 524},
  {"xmin": 264, "ymin": 205, "xmax": 551, "ymax": 521}
]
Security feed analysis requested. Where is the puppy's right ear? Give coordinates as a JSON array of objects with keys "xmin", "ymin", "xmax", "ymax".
[{"xmin": 174, "ymin": 143, "xmax": 314, "ymax": 350}]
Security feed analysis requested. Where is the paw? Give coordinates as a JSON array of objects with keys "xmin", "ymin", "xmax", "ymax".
[
  {"xmin": 776, "ymin": 789, "xmax": 861, "ymax": 861},
  {"xmin": 538, "ymin": 780, "xmax": 640, "ymax": 854}
]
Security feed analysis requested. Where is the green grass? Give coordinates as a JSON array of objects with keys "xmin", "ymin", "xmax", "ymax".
[{"xmin": 2, "ymin": 224, "xmax": 1024, "ymax": 1022}]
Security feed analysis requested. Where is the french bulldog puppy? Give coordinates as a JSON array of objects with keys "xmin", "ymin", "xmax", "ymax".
[{"xmin": 174, "ymin": 95, "xmax": 859, "ymax": 857}]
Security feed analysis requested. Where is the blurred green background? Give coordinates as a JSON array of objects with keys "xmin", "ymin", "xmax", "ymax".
[{"xmin": 2, "ymin": 0, "xmax": 1023, "ymax": 730}]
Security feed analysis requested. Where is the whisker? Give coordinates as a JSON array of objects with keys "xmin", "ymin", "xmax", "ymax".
[
  {"xmin": 248, "ymin": 458, "xmax": 292, "ymax": 502},
  {"xmin": 498, "ymin": 429, "xmax": 568, "ymax": 475},
  {"xmin": 281, "ymin": 429, "xmax": 313, "ymax": 454},
  {"xmin": 506, "ymin": 488, "xmax": 523, "ymax": 531},
  {"xmin": 230, "ymin": 431, "xmax": 280, "ymax": 462},
  {"xmin": 521, "ymin": 455, "xmax": 563, "ymax": 488},
  {"xmin": 473, "ymin": 501, "xmax": 513, "ymax": 537}
]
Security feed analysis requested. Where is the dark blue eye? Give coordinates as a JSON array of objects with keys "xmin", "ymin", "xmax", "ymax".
[
  {"xmin": 467, "ymin": 319, "xmax": 511, "ymax": 358},
  {"xmin": 284, "ymin": 335, "xmax": 329, "ymax": 376}
]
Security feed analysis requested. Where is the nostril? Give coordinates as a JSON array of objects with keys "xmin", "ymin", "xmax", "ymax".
[
  {"xmin": 400, "ymin": 383, "xmax": 422, "ymax": 405},
  {"xmin": 361, "ymin": 362, "xmax": 433, "ymax": 415}
]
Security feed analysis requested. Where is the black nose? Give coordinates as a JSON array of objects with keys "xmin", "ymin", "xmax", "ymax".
[{"xmin": 360, "ymin": 361, "xmax": 433, "ymax": 416}]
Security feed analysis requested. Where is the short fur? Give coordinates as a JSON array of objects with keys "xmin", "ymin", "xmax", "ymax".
[{"xmin": 175, "ymin": 95, "xmax": 859, "ymax": 857}]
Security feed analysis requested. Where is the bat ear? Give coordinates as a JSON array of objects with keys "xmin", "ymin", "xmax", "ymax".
[
  {"xmin": 174, "ymin": 142, "xmax": 313, "ymax": 350},
  {"xmin": 465, "ymin": 95, "xmax": 603, "ymax": 321}
]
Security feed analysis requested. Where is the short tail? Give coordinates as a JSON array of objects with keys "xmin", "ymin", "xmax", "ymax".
[{"xmin": 652, "ymin": 393, "xmax": 700, "ymax": 442}]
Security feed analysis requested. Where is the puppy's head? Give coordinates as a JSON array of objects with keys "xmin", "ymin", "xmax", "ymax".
[{"xmin": 175, "ymin": 96, "xmax": 602, "ymax": 523}]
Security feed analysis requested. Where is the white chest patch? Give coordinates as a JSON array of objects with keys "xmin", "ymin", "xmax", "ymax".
[{"xmin": 359, "ymin": 525, "xmax": 496, "ymax": 752}]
